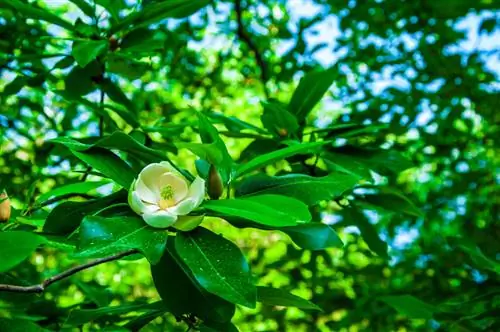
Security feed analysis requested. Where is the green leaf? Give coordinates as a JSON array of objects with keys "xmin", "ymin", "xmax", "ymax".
[
  {"xmin": 199, "ymin": 321, "xmax": 239, "ymax": 332},
  {"xmin": 63, "ymin": 61, "xmax": 101, "ymax": 98},
  {"xmin": 288, "ymin": 67, "xmax": 336, "ymax": 123},
  {"xmin": 175, "ymin": 227, "xmax": 256, "ymax": 308},
  {"xmin": 207, "ymin": 112, "xmax": 266, "ymax": 134},
  {"xmin": 177, "ymin": 114, "xmax": 232, "ymax": 183},
  {"xmin": 4, "ymin": 0, "xmax": 76, "ymax": 32},
  {"xmin": 106, "ymin": 53, "xmax": 151, "ymax": 80},
  {"xmin": 110, "ymin": 0, "xmax": 210, "ymax": 34},
  {"xmin": 120, "ymin": 28, "xmax": 167, "ymax": 53},
  {"xmin": 282, "ymin": 223, "xmax": 343, "ymax": 250},
  {"xmin": 75, "ymin": 215, "xmax": 168, "ymax": 264},
  {"xmin": 325, "ymin": 147, "xmax": 413, "ymax": 178},
  {"xmin": 151, "ymin": 239, "xmax": 235, "ymax": 322},
  {"xmin": 43, "ymin": 191, "xmax": 126, "ymax": 235},
  {"xmin": 52, "ymin": 131, "xmax": 171, "ymax": 167},
  {"xmin": 235, "ymin": 141, "xmax": 330, "ymax": 177},
  {"xmin": 0, "ymin": 318, "xmax": 47, "ymax": 332},
  {"xmin": 72, "ymin": 148, "xmax": 136, "ymax": 188},
  {"xmin": 36, "ymin": 180, "xmax": 110, "ymax": 205},
  {"xmin": 343, "ymin": 207, "xmax": 388, "ymax": 258},
  {"xmin": 68, "ymin": 0, "xmax": 95, "ymax": 18},
  {"xmin": 261, "ymin": 101, "xmax": 299, "ymax": 137},
  {"xmin": 123, "ymin": 309, "xmax": 167, "ymax": 331},
  {"xmin": 356, "ymin": 186, "xmax": 423, "ymax": 218},
  {"xmin": 72, "ymin": 40, "xmax": 108, "ymax": 67},
  {"xmin": 2, "ymin": 76, "xmax": 28, "ymax": 96},
  {"xmin": 236, "ymin": 173, "xmax": 360, "ymax": 206},
  {"xmin": 0, "ymin": 231, "xmax": 46, "ymax": 273},
  {"xmin": 100, "ymin": 78, "xmax": 137, "ymax": 114},
  {"xmin": 447, "ymin": 237, "xmax": 500, "ymax": 274},
  {"xmin": 203, "ymin": 195, "xmax": 311, "ymax": 227},
  {"xmin": 66, "ymin": 301, "xmax": 164, "ymax": 325},
  {"xmin": 74, "ymin": 280, "xmax": 112, "ymax": 307},
  {"xmin": 94, "ymin": 0, "xmax": 126, "ymax": 21},
  {"xmin": 380, "ymin": 295, "xmax": 437, "ymax": 319},
  {"xmin": 257, "ymin": 286, "xmax": 322, "ymax": 311}
]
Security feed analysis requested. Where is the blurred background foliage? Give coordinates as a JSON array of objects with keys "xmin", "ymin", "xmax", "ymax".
[{"xmin": 0, "ymin": 0, "xmax": 499, "ymax": 331}]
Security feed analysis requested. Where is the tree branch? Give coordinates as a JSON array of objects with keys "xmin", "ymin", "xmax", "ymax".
[
  {"xmin": 234, "ymin": 0, "xmax": 269, "ymax": 98},
  {"xmin": 0, "ymin": 249, "xmax": 138, "ymax": 293}
]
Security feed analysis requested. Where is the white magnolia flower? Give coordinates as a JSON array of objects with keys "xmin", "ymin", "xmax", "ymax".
[{"xmin": 128, "ymin": 162, "xmax": 205, "ymax": 229}]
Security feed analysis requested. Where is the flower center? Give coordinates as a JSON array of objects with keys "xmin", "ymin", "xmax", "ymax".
[{"xmin": 158, "ymin": 185, "xmax": 175, "ymax": 210}]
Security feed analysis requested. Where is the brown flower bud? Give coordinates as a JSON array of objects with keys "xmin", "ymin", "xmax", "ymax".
[
  {"xmin": 207, "ymin": 164, "xmax": 224, "ymax": 200},
  {"xmin": 277, "ymin": 128, "xmax": 288, "ymax": 137},
  {"xmin": 0, "ymin": 192, "xmax": 11, "ymax": 222}
]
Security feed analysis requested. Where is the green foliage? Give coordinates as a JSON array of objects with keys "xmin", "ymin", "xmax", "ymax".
[
  {"xmin": 1, "ymin": 0, "xmax": 498, "ymax": 330},
  {"xmin": 0, "ymin": 231, "xmax": 46, "ymax": 273}
]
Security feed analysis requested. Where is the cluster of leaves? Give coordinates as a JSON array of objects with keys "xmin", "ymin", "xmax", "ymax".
[{"xmin": 1, "ymin": 0, "xmax": 499, "ymax": 331}]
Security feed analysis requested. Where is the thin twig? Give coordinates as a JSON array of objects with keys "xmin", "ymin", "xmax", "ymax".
[
  {"xmin": 234, "ymin": 0, "xmax": 269, "ymax": 98},
  {"xmin": 0, "ymin": 249, "xmax": 138, "ymax": 293},
  {"xmin": 28, "ymin": 193, "xmax": 98, "ymax": 213}
]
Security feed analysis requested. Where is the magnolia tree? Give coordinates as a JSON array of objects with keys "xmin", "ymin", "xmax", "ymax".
[{"xmin": 0, "ymin": 1, "xmax": 429, "ymax": 331}]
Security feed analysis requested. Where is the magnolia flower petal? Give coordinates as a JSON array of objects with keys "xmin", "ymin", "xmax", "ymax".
[
  {"xmin": 143, "ymin": 210, "xmax": 177, "ymax": 228},
  {"xmin": 137, "ymin": 162, "xmax": 176, "ymax": 201},
  {"xmin": 158, "ymin": 172, "xmax": 189, "ymax": 203},
  {"xmin": 135, "ymin": 178, "xmax": 158, "ymax": 204},
  {"xmin": 128, "ymin": 190, "xmax": 145, "ymax": 215},
  {"xmin": 159, "ymin": 161, "xmax": 184, "ymax": 177},
  {"xmin": 188, "ymin": 176, "xmax": 206, "ymax": 207},
  {"xmin": 168, "ymin": 198, "xmax": 195, "ymax": 216}
]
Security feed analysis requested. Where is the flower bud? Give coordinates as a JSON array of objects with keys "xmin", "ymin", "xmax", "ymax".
[
  {"xmin": 207, "ymin": 164, "xmax": 224, "ymax": 200},
  {"xmin": 277, "ymin": 128, "xmax": 288, "ymax": 137},
  {"xmin": 0, "ymin": 191, "xmax": 11, "ymax": 222}
]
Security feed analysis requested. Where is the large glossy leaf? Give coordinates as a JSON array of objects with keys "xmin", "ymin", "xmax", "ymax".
[
  {"xmin": 94, "ymin": 0, "xmax": 126, "ymax": 21},
  {"xmin": 100, "ymin": 78, "xmax": 137, "ymax": 114},
  {"xmin": 72, "ymin": 148, "xmax": 136, "ymax": 188},
  {"xmin": 110, "ymin": 0, "xmax": 210, "ymax": 34},
  {"xmin": 282, "ymin": 223, "xmax": 343, "ymax": 250},
  {"xmin": 342, "ymin": 207, "xmax": 388, "ymax": 258},
  {"xmin": 72, "ymin": 40, "xmax": 108, "ymax": 67},
  {"xmin": 120, "ymin": 28, "xmax": 167, "ymax": 53},
  {"xmin": 261, "ymin": 101, "xmax": 299, "ymax": 137},
  {"xmin": 175, "ymin": 227, "xmax": 256, "ymax": 308},
  {"xmin": 36, "ymin": 180, "xmax": 110, "ymax": 204},
  {"xmin": 235, "ymin": 141, "xmax": 330, "ymax": 177},
  {"xmin": 325, "ymin": 146, "xmax": 413, "ymax": 178},
  {"xmin": 151, "ymin": 239, "xmax": 235, "ymax": 323},
  {"xmin": 0, "ymin": 231, "xmax": 46, "ymax": 273},
  {"xmin": 68, "ymin": 0, "xmax": 95, "ymax": 18},
  {"xmin": 65, "ymin": 301, "xmax": 164, "ymax": 325},
  {"xmin": 447, "ymin": 237, "xmax": 500, "ymax": 274},
  {"xmin": 257, "ymin": 286, "xmax": 322, "ymax": 311},
  {"xmin": 207, "ymin": 112, "xmax": 266, "ymax": 134},
  {"xmin": 43, "ymin": 190, "xmax": 126, "ymax": 235},
  {"xmin": 0, "ymin": 318, "xmax": 47, "ymax": 332},
  {"xmin": 236, "ymin": 173, "xmax": 360, "ymax": 205},
  {"xmin": 4, "ymin": 0, "xmax": 76, "ymax": 32},
  {"xmin": 356, "ymin": 186, "xmax": 423, "ymax": 218},
  {"xmin": 52, "ymin": 132, "xmax": 183, "ymax": 176},
  {"xmin": 203, "ymin": 195, "xmax": 311, "ymax": 227},
  {"xmin": 177, "ymin": 114, "xmax": 233, "ymax": 183},
  {"xmin": 380, "ymin": 295, "xmax": 437, "ymax": 319},
  {"xmin": 288, "ymin": 67, "xmax": 336, "ymax": 123},
  {"xmin": 75, "ymin": 215, "xmax": 168, "ymax": 264}
]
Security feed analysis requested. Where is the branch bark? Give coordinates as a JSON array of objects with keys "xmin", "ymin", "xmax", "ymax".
[
  {"xmin": 234, "ymin": 0, "xmax": 269, "ymax": 98},
  {"xmin": 0, "ymin": 249, "xmax": 138, "ymax": 293}
]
